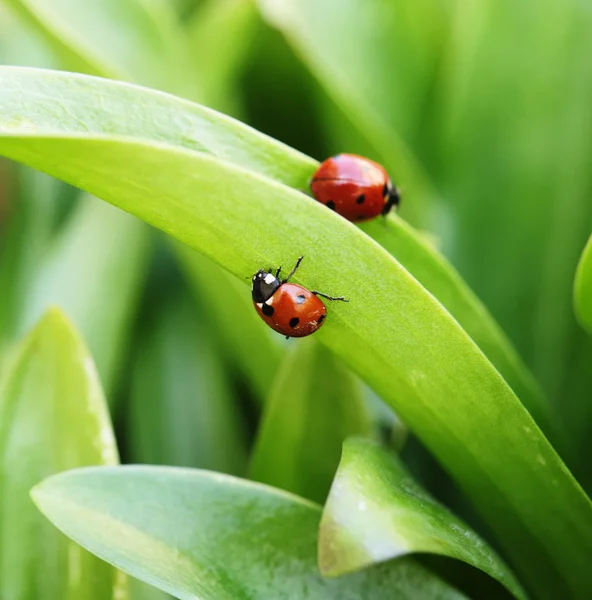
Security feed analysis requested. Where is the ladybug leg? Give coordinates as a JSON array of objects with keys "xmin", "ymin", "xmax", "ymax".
[
  {"xmin": 312, "ymin": 291, "xmax": 349, "ymax": 302},
  {"xmin": 275, "ymin": 265, "xmax": 282, "ymax": 278},
  {"xmin": 284, "ymin": 255, "xmax": 304, "ymax": 282},
  {"xmin": 285, "ymin": 335, "xmax": 290, "ymax": 340}
]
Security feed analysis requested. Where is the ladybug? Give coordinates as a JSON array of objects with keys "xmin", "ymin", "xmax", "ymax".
[
  {"xmin": 251, "ymin": 256, "xmax": 348, "ymax": 339},
  {"xmin": 310, "ymin": 153, "xmax": 400, "ymax": 222}
]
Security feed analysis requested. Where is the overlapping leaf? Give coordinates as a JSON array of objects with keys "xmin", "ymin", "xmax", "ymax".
[
  {"xmin": 32, "ymin": 466, "xmax": 469, "ymax": 599},
  {"xmin": 0, "ymin": 69, "xmax": 590, "ymax": 598}
]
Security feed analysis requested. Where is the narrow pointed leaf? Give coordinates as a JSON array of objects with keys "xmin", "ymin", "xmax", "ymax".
[
  {"xmin": 574, "ymin": 234, "xmax": 592, "ymax": 335},
  {"xmin": 32, "ymin": 466, "xmax": 468, "ymax": 600},
  {"xmin": 0, "ymin": 309, "xmax": 122, "ymax": 599},
  {"xmin": 0, "ymin": 69, "xmax": 591, "ymax": 598},
  {"xmin": 320, "ymin": 438, "xmax": 526, "ymax": 600},
  {"xmin": 249, "ymin": 339, "xmax": 371, "ymax": 503}
]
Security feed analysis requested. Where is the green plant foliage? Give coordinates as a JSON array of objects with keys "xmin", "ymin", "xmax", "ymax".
[
  {"xmin": 2, "ymin": 0, "xmax": 196, "ymax": 95},
  {"xmin": 249, "ymin": 339, "xmax": 371, "ymax": 503},
  {"xmin": 0, "ymin": 69, "xmax": 590, "ymax": 599},
  {"xmin": 320, "ymin": 438, "xmax": 526, "ymax": 599},
  {"xmin": 361, "ymin": 217, "xmax": 552, "ymax": 437},
  {"xmin": 129, "ymin": 292, "xmax": 248, "ymax": 474},
  {"xmin": 0, "ymin": 309, "xmax": 122, "ymax": 599},
  {"xmin": 435, "ymin": 0, "xmax": 592, "ymax": 467},
  {"xmin": 257, "ymin": 0, "xmax": 442, "ymax": 217},
  {"xmin": 0, "ymin": 67, "xmax": 546, "ymax": 432},
  {"xmin": 17, "ymin": 195, "xmax": 149, "ymax": 395},
  {"xmin": 32, "ymin": 466, "xmax": 470, "ymax": 599},
  {"xmin": 574, "ymin": 235, "xmax": 592, "ymax": 336},
  {"xmin": 176, "ymin": 244, "xmax": 283, "ymax": 400}
]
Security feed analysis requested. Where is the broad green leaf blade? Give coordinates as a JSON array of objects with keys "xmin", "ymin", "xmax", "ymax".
[
  {"xmin": 0, "ymin": 70, "xmax": 591, "ymax": 597},
  {"xmin": 129, "ymin": 292, "xmax": 248, "ymax": 474},
  {"xmin": 17, "ymin": 195, "xmax": 150, "ymax": 395},
  {"xmin": 176, "ymin": 244, "xmax": 282, "ymax": 401},
  {"xmin": 0, "ymin": 67, "xmax": 545, "ymax": 433},
  {"xmin": 320, "ymin": 438, "xmax": 526, "ymax": 600},
  {"xmin": 574, "ymin": 234, "xmax": 592, "ymax": 336},
  {"xmin": 0, "ymin": 309, "xmax": 122, "ymax": 599},
  {"xmin": 2, "ymin": 0, "xmax": 197, "ymax": 96},
  {"xmin": 249, "ymin": 339, "xmax": 371, "ymax": 503},
  {"xmin": 32, "ymin": 466, "xmax": 469, "ymax": 600}
]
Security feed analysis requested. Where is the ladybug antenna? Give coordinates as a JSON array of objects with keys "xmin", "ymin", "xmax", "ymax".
[{"xmin": 284, "ymin": 255, "xmax": 304, "ymax": 282}]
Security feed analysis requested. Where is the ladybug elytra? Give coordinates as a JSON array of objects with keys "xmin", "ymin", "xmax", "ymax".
[
  {"xmin": 251, "ymin": 256, "xmax": 348, "ymax": 339},
  {"xmin": 310, "ymin": 153, "xmax": 400, "ymax": 222}
]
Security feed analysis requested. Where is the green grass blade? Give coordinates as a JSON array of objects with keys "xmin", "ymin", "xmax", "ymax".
[
  {"xmin": 129, "ymin": 292, "xmax": 248, "ymax": 474},
  {"xmin": 320, "ymin": 438, "xmax": 526, "ymax": 600},
  {"xmin": 0, "ymin": 69, "xmax": 591, "ymax": 597},
  {"xmin": 0, "ymin": 309, "xmax": 123, "ymax": 599},
  {"xmin": 574, "ymin": 235, "xmax": 592, "ymax": 336},
  {"xmin": 249, "ymin": 339, "xmax": 371, "ymax": 503},
  {"xmin": 32, "ymin": 466, "xmax": 469, "ymax": 599}
]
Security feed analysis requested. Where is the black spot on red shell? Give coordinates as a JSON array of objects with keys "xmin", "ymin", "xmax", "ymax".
[
  {"xmin": 262, "ymin": 304, "xmax": 274, "ymax": 317},
  {"xmin": 289, "ymin": 317, "xmax": 300, "ymax": 328},
  {"xmin": 383, "ymin": 183, "xmax": 389, "ymax": 198},
  {"xmin": 296, "ymin": 294, "xmax": 306, "ymax": 304},
  {"xmin": 326, "ymin": 200, "xmax": 336, "ymax": 210},
  {"xmin": 357, "ymin": 215, "xmax": 366, "ymax": 220},
  {"xmin": 356, "ymin": 194, "xmax": 366, "ymax": 204}
]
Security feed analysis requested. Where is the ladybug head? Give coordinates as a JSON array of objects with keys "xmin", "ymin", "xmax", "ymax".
[
  {"xmin": 251, "ymin": 269, "xmax": 280, "ymax": 303},
  {"xmin": 381, "ymin": 182, "xmax": 401, "ymax": 216}
]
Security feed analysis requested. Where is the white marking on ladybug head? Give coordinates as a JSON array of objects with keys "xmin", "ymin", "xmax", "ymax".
[
  {"xmin": 256, "ymin": 303, "xmax": 263, "ymax": 309},
  {"xmin": 265, "ymin": 296, "xmax": 274, "ymax": 305},
  {"xmin": 264, "ymin": 273, "xmax": 276, "ymax": 284}
]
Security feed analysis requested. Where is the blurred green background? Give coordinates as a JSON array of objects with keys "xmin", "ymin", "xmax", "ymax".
[{"xmin": 0, "ymin": 0, "xmax": 591, "ymax": 590}]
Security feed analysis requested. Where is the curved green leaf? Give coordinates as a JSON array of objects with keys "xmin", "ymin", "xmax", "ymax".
[
  {"xmin": 0, "ymin": 67, "xmax": 316, "ymax": 187},
  {"xmin": 249, "ymin": 339, "xmax": 371, "ymax": 503},
  {"xmin": 0, "ymin": 309, "xmax": 122, "ymax": 599},
  {"xmin": 129, "ymin": 292, "xmax": 248, "ymax": 474},
  {"xmin": 320, "ymin": 438, "xmax": 526, "ymax": 600},
  {"xmin": 0, "ymin": 69, "xmax": 591, "ymax": 598},
  {"xmin": 361, "ymin": 217, "xmax": 552, "ymax": 438},
  {"xmin": 0, "ymin": 67, "xmax": 545, "ymax": 430},
  {"xmin": 574, "ymin": 234, "xmax": 592, "ymax": 336},
  {"xmin": 32, "ymin": 466, "xmax": 468, "ymax": 600}
]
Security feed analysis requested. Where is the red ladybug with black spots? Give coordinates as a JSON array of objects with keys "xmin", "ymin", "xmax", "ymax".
[
  {"xmin": 310, "ymin": 153, "xmax": 400, "ymax": 222},
  {"xmin": 251, "ymin": 256, "xmax": 348, "ymax": 339}
]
